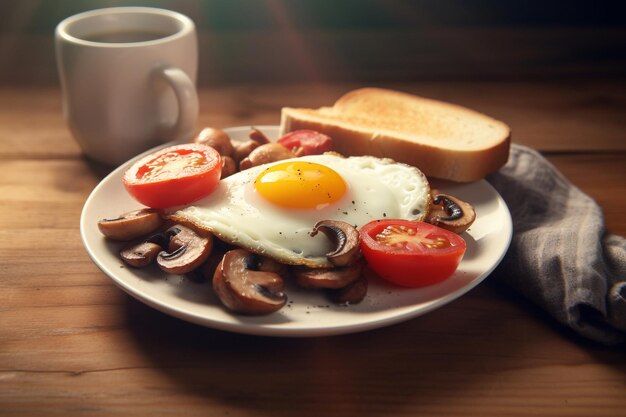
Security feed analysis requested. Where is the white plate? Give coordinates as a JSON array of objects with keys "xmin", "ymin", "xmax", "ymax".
[{"xmin": 80, "ymin": 125, "xmax": 512, "ymax": 337}]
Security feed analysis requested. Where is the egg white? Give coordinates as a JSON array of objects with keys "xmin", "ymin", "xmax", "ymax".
[{"xmin": 170, "ymin": 154, "xmax": 430, "ymax": 267}]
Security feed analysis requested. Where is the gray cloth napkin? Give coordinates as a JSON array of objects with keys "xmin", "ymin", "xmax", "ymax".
[{"xmin": 487, "ymin": 144, "xmax": 626, "ymax": 345}]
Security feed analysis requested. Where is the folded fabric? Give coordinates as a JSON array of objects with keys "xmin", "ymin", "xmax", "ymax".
[{"xmin": 487, "ymin": 144, "xmax": 626, "ymax": 345}]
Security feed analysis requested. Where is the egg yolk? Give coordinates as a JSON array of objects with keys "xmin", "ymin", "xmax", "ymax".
[{"xmin": 254, "ymin": 161, "xmax": 347, "ymax": 209}]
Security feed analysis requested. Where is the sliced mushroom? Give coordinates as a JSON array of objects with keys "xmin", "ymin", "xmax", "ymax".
[
  {"xmin": 212, "ymin": 249, "xmax": 287, "ymax": 315},
  {"xmin": 186, "ymin": 246, "xmax": 227, "ymax": 282},
  {"xmin": 328, "ymin": 275, "xmax": 368, "ymax": 305},
  {"xmin": 249, "ymin": 127, "xmax": 271, "ymax": 144},
  {"xmin": 193, "ymin": 127, "xmax": 234, "ymax": 157},
  {"xmin": 310, "ymin": 220, "xmax": 361, "ymax": 266},
  {"xmin": 186, "ymin": 238, "xmax": 239, "ymax": 282},
  {"xmin": 239, "ymin": 143, "xmax": 295, "ymax": 171},
  {"xmin": 98, "ymin": 208, "xmax": 163, "ymax": 241},
  {"xmin": 220, "ymin": 155, "xmax": 237, "ymax": 178},
  {"xmin": 293, "ymin": 260, "xmax": 364, "ymax": 289},
  {"xmin": 426, "ymin": 193, "xmax": 476, "ymax": 234},
  {"xmin": 119, "ymin": 230, "xmax": 169, "ymax": 267},
  {"xmin": 232, "ymin": 139, "xmax": 260, "ymax": 164},
  {"xmin": 120, "ymin": 242, "xmax": 162, "ymax": 268},
  {"xmin": 157, "ymin": 225, "xmax": 213, "ymax": 274}
]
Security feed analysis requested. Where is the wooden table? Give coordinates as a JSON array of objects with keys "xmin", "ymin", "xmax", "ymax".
[{"xmin": 1, "ymin": 81, "xmax": 624, "ymax": 417}]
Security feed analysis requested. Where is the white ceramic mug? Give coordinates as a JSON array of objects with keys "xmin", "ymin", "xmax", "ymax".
[{"xmin": 55, "ymin": 7, "xmax": 198, "ymax": 166}]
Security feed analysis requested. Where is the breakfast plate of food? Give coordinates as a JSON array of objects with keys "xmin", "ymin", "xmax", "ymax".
[
  {"xmin": 80, "ymin": 89, "xmax": 513, "ymax": 337},
  {"xmin": 81, "ymin": 127, "xmax": 512, "ymax": 336}
]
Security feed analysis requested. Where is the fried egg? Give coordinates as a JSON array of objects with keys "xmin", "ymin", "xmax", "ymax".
[{"xmin": 171, "ymin": 154, "xmax": 430, "ymax": 267}]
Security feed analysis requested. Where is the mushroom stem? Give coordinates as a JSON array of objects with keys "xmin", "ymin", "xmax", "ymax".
[
  {"xmin": 249, "ymin": 127, "xmax": 271, "ymax": 144},
  {"xmin": 159, "ymin": 245, "xmax": 186, "ymax": 260}
]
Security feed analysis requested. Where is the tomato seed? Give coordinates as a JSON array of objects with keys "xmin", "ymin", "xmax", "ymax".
[{"xmin": 375, "ymin": 225, "xmax": 451, "ymax": 250}]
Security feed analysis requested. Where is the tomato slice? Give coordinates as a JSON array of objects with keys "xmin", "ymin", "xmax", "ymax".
[
  {"xmin": 277, "ymin": 130, "xmax": 333, "ymax": 155},
  {"xmin": 360, "ymin": 220, "xmax": 466, "ymax": 288},
  {"xmin": 123, "ymin": 143, "xmax": 221, "ymax": 209}
]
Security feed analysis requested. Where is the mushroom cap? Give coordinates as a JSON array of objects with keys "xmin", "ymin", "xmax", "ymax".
[
  {"xmin": 426, "ymin": 193, "xmax": 476, "ymax": 234},
  {"xmin": 98, "ymin": 208, "xmax": 163, "ymax": 241},
  {"xmin": 120, "ymin": 242, "xmax": 162, "ymax": 268},
  {"xmin": 310, "ymin": 220, "xmax": 362, "ymax": 266},
  {"xmin": 220, "ymin": 156, "xmax": 237, "ymax": 179},
  {"xmin": 293, "ymin": 260, "xmax": 364, "ymax": 289},
  {"xmin": 213, "ymin": 249, "xmax": 287, "ymax": 315},
  {"xmin": 232, "ymin": 139, "xmax": 260, "ymax": 164},
  {"xmin": 193, "ymin": 127, "xmax": 235, "ymax": 157},
  {"xmin": 157, "ymin": 225, "xmax": 213, "ymax": 274},
  {"xmin": 239, "ymin": 143, "xmax": 295, "ymax": 171}
]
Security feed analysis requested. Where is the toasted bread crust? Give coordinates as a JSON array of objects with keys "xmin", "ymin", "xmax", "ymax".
[{"xmin": 280, "ymin": 88, "xmax": 511, "ymax": 182}]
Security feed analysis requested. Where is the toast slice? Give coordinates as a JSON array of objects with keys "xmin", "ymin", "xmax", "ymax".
[{"xmin": 280, "ymin": 88, "xmax": 511, "ymax": 182}]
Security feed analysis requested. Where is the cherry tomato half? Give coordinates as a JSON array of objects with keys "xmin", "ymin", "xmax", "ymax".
[
  {"xmin": 360, "ymin": 220, "xmax": 466, "ymax": 288},
  {"xmin": 123, "ymin": 143, "xmax": 222, "ymax": 209},
  {"xmin": 277, "ymin": 130, "xmax": 333, "ymax": 156}
]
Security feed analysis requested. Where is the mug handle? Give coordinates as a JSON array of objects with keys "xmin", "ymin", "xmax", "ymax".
[{"xmin": 155, "ymin": 66, "xmax": 199, "ymax": 141}]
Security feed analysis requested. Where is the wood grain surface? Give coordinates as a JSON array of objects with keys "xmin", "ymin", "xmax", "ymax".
[{"xmin": 0, "ymin": 82, "xmax": 625, "ymax": 417}]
